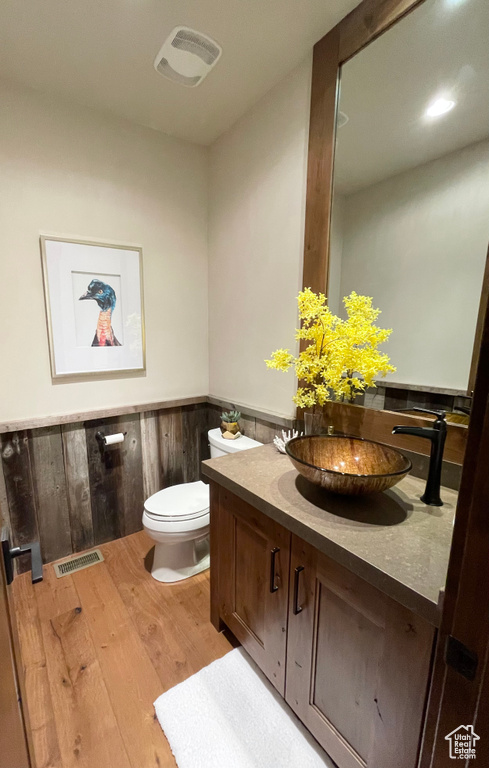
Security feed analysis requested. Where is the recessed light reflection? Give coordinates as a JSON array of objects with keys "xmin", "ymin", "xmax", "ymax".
[{"xmin": 426, "ymin": 98, "xmax": 456, "ymax": 117}]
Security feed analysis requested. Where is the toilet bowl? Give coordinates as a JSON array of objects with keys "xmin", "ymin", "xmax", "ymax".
[{"xmin": 143, "ymin": 427, "xmax": 262, "ymax": 582}]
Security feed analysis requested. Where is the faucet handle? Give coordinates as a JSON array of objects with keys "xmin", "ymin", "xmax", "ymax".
[{"xmin": 393, "ymin": 407, "xmax": 446, "ymax": 420}]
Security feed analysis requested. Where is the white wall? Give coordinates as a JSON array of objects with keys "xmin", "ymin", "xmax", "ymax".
[
  {"xmin": 208, "ymin": 58, "xmax": 312, "ymax": 419},
  {"xmin": 328, "ymin": 193, "xmax": 345, "ymax": 317},
  {"xmin": 337, "ymin": 140, "xmax": 489, "ymax": 391},
  {"xmin": 0, "ymin": 79, "xmax": 209, "ymax": 423},
  {"xmin": 4, "ymin": 66, "xmax": 485, "ymax": 424}
]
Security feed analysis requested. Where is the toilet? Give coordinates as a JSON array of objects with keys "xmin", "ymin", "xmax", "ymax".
[{"xmin": 142, "ymin": 427, "xmax": 262, "ymax": 582}]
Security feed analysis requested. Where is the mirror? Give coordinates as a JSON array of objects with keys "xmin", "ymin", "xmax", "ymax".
[{"xmin": 330, "ymin": 0, "xmax": 489, "ymax": 422}]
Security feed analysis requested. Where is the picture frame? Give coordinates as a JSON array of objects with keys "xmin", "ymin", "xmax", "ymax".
[{"xmin": 40, "ymin": 235, "xmax": 146, "ymax": 378}]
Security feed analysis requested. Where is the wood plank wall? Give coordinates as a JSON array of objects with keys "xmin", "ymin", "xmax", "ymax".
[
  {"xmin": 1, "ymin": 402, "xmax": 285, "ymax": 572},
  {"xmin": 1, "ymin": 404, "xmax": 206, "ymax": 572},
  {"xmin": 206, "ymin": 402, "xmax": 294, "ymax": 447},
  {"xmin": 3, "ymin": 397, "xmax": 461, "ymax": 574}
]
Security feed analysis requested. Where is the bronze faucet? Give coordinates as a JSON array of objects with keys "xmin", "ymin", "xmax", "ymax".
[{"xmin": 392, "ymin": 408, "xmax": 447, "ymax": 506}]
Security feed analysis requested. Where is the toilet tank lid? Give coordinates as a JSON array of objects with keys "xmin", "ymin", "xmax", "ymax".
[
  {"xmin": 208, "ymin": 427, "xmax": 262, "ymax": 453},
  {"xmin": 144, "ymin": 480, "xmax": 209, "ymax": 518}
]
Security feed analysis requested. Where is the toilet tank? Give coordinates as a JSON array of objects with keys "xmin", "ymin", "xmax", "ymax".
[{"xmin": 208, "ymin": 427, "xmax": 262, "ymax": 458}]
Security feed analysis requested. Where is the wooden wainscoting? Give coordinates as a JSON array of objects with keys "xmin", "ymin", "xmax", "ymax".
[
  {"xmin": 206, "ymin": 398, "xmax": 298, "ymax": 443},
  {"xmin": 1, "ymin": 398, "xmax": 288, "ymax": 573},
  {"xmin": 1, "ymin": 395, "xmax": 466, "ymax": 574},
  {"xmin": 0, "ymin": 403, "xmax": 208, "ymax": 572}
]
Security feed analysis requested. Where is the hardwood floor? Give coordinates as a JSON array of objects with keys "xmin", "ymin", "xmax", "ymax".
[{"xmin": 11, "ymin": 531, "xmax": 233, "ymax": 768}]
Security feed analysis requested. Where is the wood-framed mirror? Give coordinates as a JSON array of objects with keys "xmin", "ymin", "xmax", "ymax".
[{"xmin": 303, "ymin": 0, "xmax": 489, "ymax": 463}]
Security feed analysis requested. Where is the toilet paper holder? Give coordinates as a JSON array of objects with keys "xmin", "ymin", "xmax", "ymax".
[{"xmin": 96, "ymin": 431, "xmax": 127, "ymax": 449}]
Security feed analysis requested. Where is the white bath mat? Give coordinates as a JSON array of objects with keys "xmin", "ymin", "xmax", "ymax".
[{"xmin": 154, "ymin": 647, "xmax": 335, "ymax": 768}]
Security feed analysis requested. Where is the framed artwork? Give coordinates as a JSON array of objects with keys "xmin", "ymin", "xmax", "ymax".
[{"xmin": 40, "ymin": 235, "xmax": 145, "ymax": 378}]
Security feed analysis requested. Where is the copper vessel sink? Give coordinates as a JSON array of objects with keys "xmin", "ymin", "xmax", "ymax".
[{"xmin": 285, "ymin": 435, "xmax": 412, "ymax": 495}]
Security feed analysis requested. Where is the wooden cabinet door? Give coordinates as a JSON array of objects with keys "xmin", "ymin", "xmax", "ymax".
[
  {"xmin": 211, "ymin": 485, "xmax": 291, "ymax": 695},
  {"xmin": 286, "ymin": 535, "xmax": 435, "ymax": 768}
]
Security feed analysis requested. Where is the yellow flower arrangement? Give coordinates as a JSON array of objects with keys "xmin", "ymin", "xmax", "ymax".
[{"xmin": 265, "ymin": 288, "xmax": 395, "ymax": 407}]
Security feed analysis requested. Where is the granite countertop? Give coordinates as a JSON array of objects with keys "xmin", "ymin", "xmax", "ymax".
[{"xmin": 202, "ymin": 443, "xmax": 457, "ymax": 626}]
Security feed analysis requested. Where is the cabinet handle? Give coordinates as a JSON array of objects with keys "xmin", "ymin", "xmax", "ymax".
[
  {"xmin": 293, "ymin": 565, "xmax": 305, "ymax": 615},
  {"xmin": 270, "ymin": 547, "xmax": 280, "ymax": 593}
]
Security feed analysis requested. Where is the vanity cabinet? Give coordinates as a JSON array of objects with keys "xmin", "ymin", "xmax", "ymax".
[
  {"xmin": 211, "ymin": 485, "xmax": 291, "ymax": 695},
  {"xmin": 210, "ymin": 483, "xmax": 435, "ymax": 768}
]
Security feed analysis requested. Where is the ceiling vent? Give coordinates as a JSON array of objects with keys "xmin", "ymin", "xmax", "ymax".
[{"xmin": 154, "ymin": 26, "xmax": 222, "ymax": 87}]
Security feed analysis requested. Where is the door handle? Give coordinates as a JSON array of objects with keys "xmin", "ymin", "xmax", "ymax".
[
  {"xmin": 2, "ymin": 533, "xmax": 43, "ymax": 585},
  {"xmin": 293, "ymin": 565, "xmax": 304, "ymax": 615},
  {"xmin": 269, "ymin": 547, "xmax": 280, "ymax": 593}
]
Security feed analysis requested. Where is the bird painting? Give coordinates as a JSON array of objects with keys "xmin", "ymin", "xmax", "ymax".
[{"xmin": 79, "ymin": 279, "xmax": 122, "ymax": 347}]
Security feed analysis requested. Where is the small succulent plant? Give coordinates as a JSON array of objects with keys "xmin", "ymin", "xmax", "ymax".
[{"xmin": 221, "ymin": 409, "xmax": 241, "ymax": 424}]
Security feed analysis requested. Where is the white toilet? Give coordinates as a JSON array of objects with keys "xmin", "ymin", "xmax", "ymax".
[{"xmin": 142, "ymin": 427, "xmax": 262, "ymax": 582}]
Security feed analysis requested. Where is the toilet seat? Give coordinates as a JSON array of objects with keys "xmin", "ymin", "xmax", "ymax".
[{"xmin": 144, "ymin": 480, "xmax": 209, "ymax": 522}]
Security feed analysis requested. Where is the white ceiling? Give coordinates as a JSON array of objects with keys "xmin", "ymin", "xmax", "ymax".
[
  {"xmin": 0, "ymin": 0, "xmax": 359, "ymax": 146},
  {"xmin": 334, "ymin": 0, "xmax": 489, "ymax": 194}
]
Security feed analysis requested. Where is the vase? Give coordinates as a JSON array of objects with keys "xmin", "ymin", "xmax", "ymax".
[
  {"xmin": 304, "ymin": 411, "xmax": 334, "ymax": 436},
  {"xmin": 220, "ymin": 420, "xmax": 241, "ymax": 439}
]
